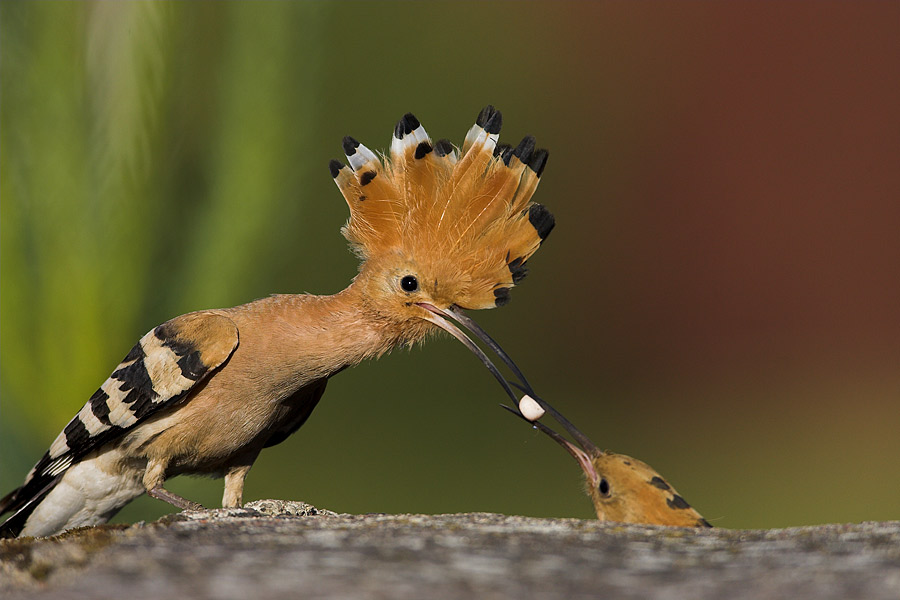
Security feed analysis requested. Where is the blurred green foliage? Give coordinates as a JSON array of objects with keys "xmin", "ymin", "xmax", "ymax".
[
  {"xmin": 3, "ymin": 1, "xmax": 899, "ymax": 530},
  {"xmin": 3, "ymin": 2, "xmax": 316, "ymax": 426}
]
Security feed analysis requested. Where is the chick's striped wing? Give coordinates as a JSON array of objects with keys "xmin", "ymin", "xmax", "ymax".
[{"xmin": 1, "ymin": 312, "xmax": 238, "ymax": 520}]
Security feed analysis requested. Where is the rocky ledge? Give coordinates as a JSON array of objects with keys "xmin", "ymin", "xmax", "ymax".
[{"xmin": 1, "ymin": 500, "xmax": 898, "ymax": 599}]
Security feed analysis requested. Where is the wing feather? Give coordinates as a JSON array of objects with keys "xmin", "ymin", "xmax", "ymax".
[{"xmin": 0, "ymin": 311, "xmax": 238, "ymax": 536}]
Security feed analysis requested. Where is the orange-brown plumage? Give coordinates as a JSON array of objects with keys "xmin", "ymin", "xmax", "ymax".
[{"xmin": 1, "ymin": 106, "xmax": 553, "ymax": 537}]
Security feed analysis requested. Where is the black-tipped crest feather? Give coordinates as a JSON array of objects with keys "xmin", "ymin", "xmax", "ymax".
[
  {"xmin": 529, "ymin": 149, "xmax": 549, "ymax": 176},
  {"xmin": 341, "ymin": 136, "xmax": 359, "ymax": 156},
  {"xmin": 434, "ymin": 139, "xmax": 454, "ymax": 157},
  {"xmin": 513, "ymin": 136, "xmax": 536, "ymax": 164},
  {"xmin": 528, "ymin": 204, "xmax": 555, "ymax": 241},
  {"xmin": 394, "ymin": 113, "xmax": 420, "ymax": 138},
  {"xmin": 331, "ymin": 106, "xmax": 551, "ymax": 309}
]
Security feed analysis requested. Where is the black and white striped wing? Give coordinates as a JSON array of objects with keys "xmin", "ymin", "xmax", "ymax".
[{"xmin": 0, "ymin": 311, "xmax": 238, "ymax": 532}]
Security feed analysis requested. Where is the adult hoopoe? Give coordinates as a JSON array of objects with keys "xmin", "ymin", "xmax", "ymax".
[
  {"xmin": 0, "ymin": 106, "xmax": 554, "ymax": 538},
  {"xmin": 505, "ymin": 393, "xmax": 711, "ymax": 527}
]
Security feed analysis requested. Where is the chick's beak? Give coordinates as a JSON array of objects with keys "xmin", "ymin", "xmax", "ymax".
[
  {"xmin": 531, "ymin": 417, "xmax": 600, "ymax": 486},
  {"xmin": 500, "ymin": 391, "xmax": 605, "ymax": 487}
]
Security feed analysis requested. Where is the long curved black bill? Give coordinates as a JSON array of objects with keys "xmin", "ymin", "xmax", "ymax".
[
  {"xmin": 416, "ymin": 303, "xmax": 522, "ymax": 405},
  {"xmin": 444, "ymin": 307, "xmax": 535, "ymax": 395},
  {"xmin": 417, "ymin": 302, "xmax": 594, "ymax": 454}
]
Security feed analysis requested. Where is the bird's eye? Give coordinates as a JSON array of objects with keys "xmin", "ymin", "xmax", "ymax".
[
  {"xmin": 400, "ymin": 275, "xmax": 419, "ymax": 293},
  {"xmin": 598, "ymin": 478, "xmax": 611, "ymax": 497}
]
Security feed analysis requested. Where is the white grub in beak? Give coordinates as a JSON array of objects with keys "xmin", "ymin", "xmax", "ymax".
[{"xmin": 518, "ymin": 394, "xmax": 545, "ymax": 421}]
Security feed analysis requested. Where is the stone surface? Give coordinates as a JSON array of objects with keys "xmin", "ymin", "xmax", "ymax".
[{"xmin": 1, "ymin": 501, "xmax": 898, "ymax": 599}]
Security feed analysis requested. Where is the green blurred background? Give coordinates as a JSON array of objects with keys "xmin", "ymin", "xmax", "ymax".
[{"xmin": 2, "ymin": 2, "xmax": 898, "ymax": 530}]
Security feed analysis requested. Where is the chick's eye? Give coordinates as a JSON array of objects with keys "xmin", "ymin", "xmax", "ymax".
[
  {"xmin": 400, "ymin": 275, "xmax": 419, "ymax": 293},
  {"xmin": 598, "ymin": 478, "xmax": 611, "ymax": 497}
]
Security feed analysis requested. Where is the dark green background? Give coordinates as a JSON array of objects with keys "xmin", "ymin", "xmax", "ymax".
[{"xmin": 2, "ymin": 2, "xmax": 899, "ymax": 529}]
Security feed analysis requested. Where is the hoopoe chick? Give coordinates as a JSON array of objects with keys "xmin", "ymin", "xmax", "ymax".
[
  {"xmin": 0, "ymin": 106, "xmax": 554, "ymax": 538},
  {"xmin": 505, "ymin": 395, "xmax": 711, "ymax": 527}
]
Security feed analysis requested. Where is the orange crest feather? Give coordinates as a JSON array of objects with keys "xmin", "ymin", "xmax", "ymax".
[{"xmin": 329, "ymin": 106, "xmax": 553, "ymax": 310}]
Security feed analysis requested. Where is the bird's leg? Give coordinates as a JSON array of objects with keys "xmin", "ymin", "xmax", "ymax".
[
  {"xmin": 222, "ymin": 451, "xmax": 259, "ymax": 508},
  {"xmin": 143, "ymin": 459, "xmax": 204, "ymax": 511},
  {"xmin": 222, "ymin": 464, "xmax": 252, "ymax": 508},
  {"xmin": 147, "ymin": 486, "xmax": 204, "ymax": 511}
]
